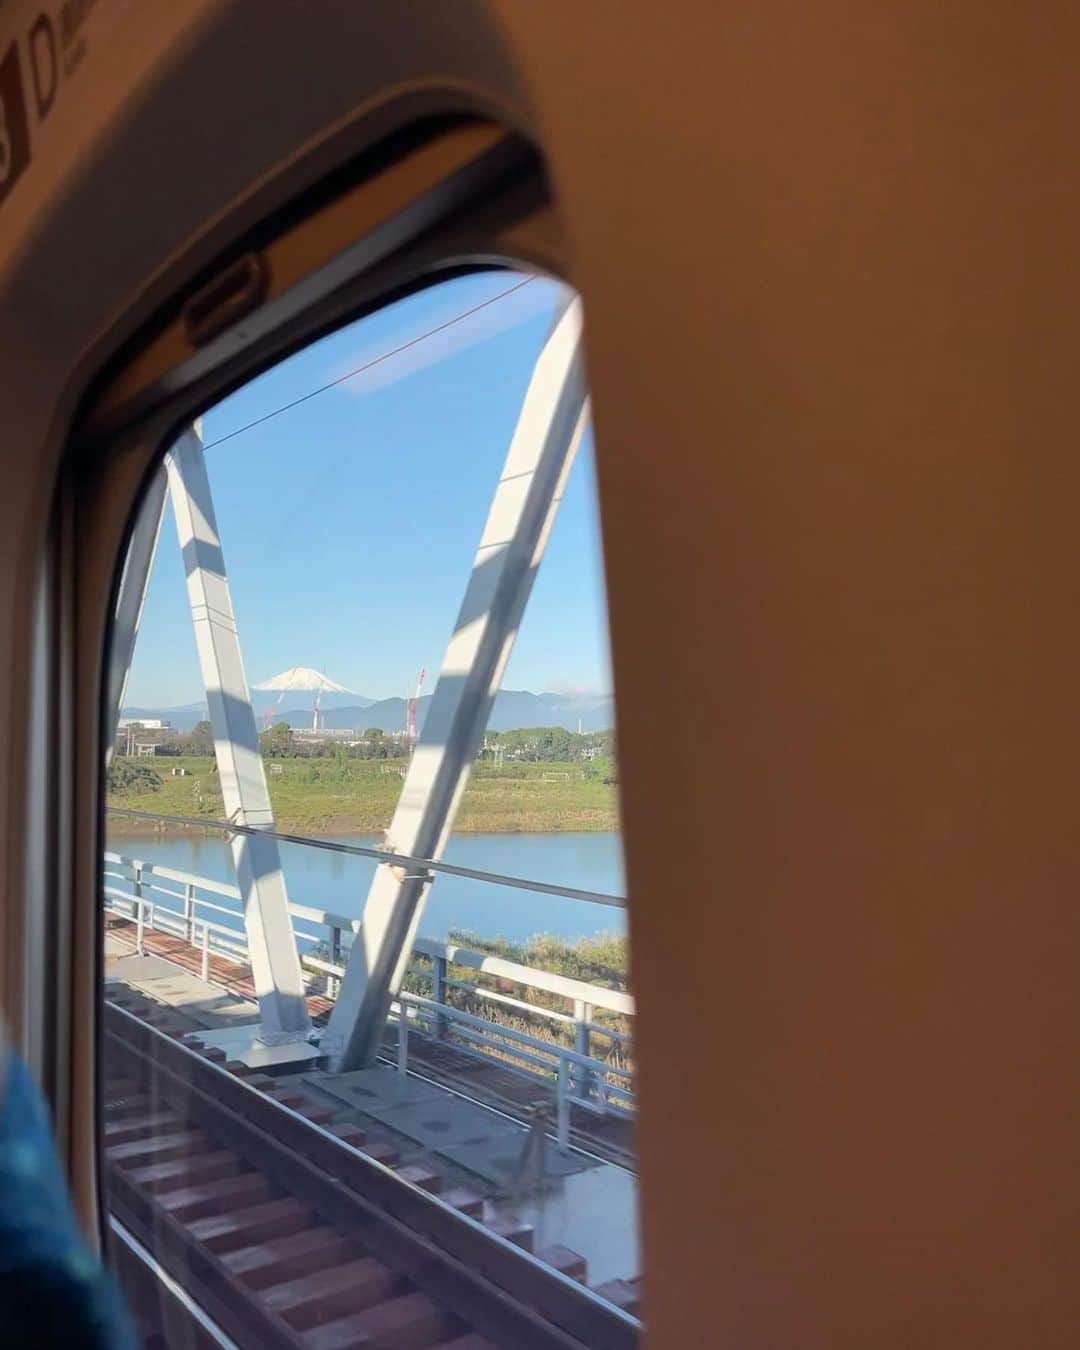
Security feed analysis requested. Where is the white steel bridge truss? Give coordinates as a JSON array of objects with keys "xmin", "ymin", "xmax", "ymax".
[{"xmin": 111, "ymin": 292, "xmax": 588, "ymax": 1067}]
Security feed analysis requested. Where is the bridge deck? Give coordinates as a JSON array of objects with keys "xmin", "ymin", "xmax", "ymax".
[
  {"xmin": 105, "ymin": 913, "xmax": 635, "ymax": 1163},
  {"xmin": 105, "ymin": 917, "xmax": 640, "ymax": 1291}
]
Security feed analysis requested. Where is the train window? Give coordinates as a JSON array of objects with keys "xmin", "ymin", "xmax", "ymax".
[{"xmin": 101, "ymin": 271, "xmax": 641, "ymax": 1346}]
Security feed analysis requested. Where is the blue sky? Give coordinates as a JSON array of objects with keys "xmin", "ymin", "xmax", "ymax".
[{"xmin": 125, "ymin": 272, "xmax": 613, "ymax": 709}]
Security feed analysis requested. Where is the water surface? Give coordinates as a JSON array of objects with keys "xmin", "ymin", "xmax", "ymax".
[{"xmin": 105, "ymin": 830, "xmax": 625, "ymax": 945}]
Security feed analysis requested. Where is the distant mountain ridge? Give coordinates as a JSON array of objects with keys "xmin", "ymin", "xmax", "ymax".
[
  {"xmin": 121, "ymin": 689, "xmax": 614, "ymax": 734},
  {"xmin": 279, "ymin": 689, "xmax": 614, "ymax": 734}
]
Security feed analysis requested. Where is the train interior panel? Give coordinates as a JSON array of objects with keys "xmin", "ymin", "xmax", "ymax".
[{"xmin": 1, "ymin": 3, "xmax": 1079, "ymax": 1348}]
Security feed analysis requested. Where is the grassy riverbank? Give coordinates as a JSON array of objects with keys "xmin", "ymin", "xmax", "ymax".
[
  {"xmin": 405, "ymin": 928, "xmax": 633, "ymax": 1079},
  {"xmin": 106, "ymin": 755, "xmax": 620, "ymax": 836}
]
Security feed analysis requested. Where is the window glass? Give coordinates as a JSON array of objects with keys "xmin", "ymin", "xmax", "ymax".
[{"xmin": 102, "ymin": 272, "xmax": 640, "ymax": 1346}]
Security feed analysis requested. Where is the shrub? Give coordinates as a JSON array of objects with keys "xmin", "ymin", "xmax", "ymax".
[{"xmin": 106, "ymin": 761, "xmax": 163, "ymax": 795}]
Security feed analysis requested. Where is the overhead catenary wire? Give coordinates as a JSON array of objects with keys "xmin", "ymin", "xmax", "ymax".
[
  {"xmin": 215, "ymin": 273, "xmax": 540, "ymax": 572},
  {"xmin": 202, "ymin": 275, "xmax": 537, "ymax": 452}
]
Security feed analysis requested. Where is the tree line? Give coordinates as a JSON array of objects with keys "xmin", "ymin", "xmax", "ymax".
[{"xmin": 118, "ymin": 720, "xmax": 616, "ymax": 764}]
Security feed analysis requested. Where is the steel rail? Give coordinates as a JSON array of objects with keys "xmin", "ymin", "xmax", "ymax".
[{"xmin": 104, "ymin": 1002, "xmax": 639, "ymax": 1350}]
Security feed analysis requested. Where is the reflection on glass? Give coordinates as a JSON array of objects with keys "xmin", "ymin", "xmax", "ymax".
[{"xmin": 102, "ymin": 273, "xmax": 640, "ymax": 1344}]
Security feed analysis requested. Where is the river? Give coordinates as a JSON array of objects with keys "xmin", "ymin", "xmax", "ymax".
[{"xmin": 105, "ymin": 830, "xmax": 626, "ymax": 945}]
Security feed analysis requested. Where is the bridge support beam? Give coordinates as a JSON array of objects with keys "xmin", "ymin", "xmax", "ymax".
[
  {"xmin": 106, "ymin": 467, "xmax": 168, "ymax": 759},
  {"xmin": 166, "ymin": 427, "xmax": 310, "ymax": 1038},
  {"xmin": 324, "ymin": 294, "xmax": 588, "ymax": 1070}
]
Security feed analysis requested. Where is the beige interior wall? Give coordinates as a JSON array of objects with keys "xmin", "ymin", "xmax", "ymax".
[{"xmin": 514, "ymin": 6, "xmax": 1080, "ymax": 1346}]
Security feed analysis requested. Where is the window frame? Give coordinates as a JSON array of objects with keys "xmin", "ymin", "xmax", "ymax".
[{"xmin": 57, "ymin": 113, "xmax": 572, "ymax": 1271}]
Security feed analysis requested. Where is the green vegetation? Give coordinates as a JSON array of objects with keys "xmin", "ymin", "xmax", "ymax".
[
  {"xmin": 105, "ymin": 751, "xmax": 620, "ymax": 836},
  {"xmin": 481, "ymin": 726, "xmax": 616, "ymax": 767},
  {"xmin": 404, "ymin": 929, "xmax": 633, "ymax": 1085},
  {"xmin": 106, "ymin": 761, "xmax": 164, "ymax": 795},
  {"xmin": 452, "ymin": 929, "xmax": 628, "ymax": 988}
]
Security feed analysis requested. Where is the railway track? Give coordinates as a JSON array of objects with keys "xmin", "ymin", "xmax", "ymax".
[{"xmin": 102, "ymin": 998, "xmax": 640, "ymax": 1349}]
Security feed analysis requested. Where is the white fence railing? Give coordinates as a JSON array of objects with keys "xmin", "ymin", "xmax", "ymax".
[{"xmin": 103, "ymin": 851, "xmax": 634, "ymax": 1141}]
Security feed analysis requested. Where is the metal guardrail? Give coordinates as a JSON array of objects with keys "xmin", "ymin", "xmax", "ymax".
[{"xmin": 103, "ymin": 850, "xmax": 635, "ymax": 1140}]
